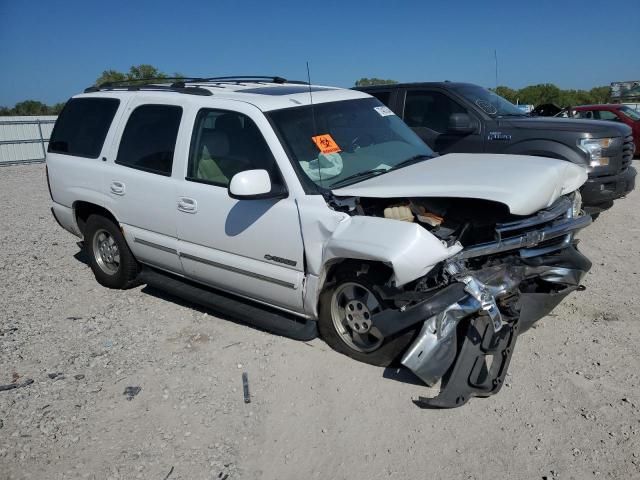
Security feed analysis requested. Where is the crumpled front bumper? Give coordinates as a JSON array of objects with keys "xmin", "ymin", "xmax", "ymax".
[{"xmin": 397, "ymin": 244, "xmax": 591, "ymax": 408}]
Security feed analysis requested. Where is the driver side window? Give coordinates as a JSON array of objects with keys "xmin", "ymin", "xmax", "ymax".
[
  {"xmin": 404, "ymin": 90, "xmax": 467, "ymax": 133},
  {"xmin": 187, "ymin": 109, "xmax": 281, "ymax": 187}
]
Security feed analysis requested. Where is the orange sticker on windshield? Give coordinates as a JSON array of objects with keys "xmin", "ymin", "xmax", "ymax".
[{"xmin": 312, "ymin": 134, "xmax": 341, "ymax": 154}]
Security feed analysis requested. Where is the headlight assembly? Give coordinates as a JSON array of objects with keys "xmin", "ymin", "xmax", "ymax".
[{"xmin": 579, "ymin": 137, "xmax": 614, "ymax": 167}]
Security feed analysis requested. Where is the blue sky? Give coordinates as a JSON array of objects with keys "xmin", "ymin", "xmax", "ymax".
[{"xmin": 1, "ymin": 0, "xmax": 638, "ymax": 106}]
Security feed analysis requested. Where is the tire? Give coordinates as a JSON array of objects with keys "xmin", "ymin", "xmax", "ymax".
[
  {"xmin": 84, "ymin": 214, "xmax": 139, "ymax": 289},
  {"xmin": 318, "ymin": 272, "xmax": 418, "ymax": 367}
]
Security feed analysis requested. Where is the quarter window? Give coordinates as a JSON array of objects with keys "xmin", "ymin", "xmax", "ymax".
[
  {"xmin": 116, "ymin": 104, "xmax": 182, "ymax": 176},
  {"xmin": 404, "ymin": 91, "xmax": 467, "ymax": 133},
  {"xmin": 48, "ymin": 98, "xmax": 120, "ymax": 158},
  {"xmin": 187, "ymin": 109, "xmax": 280, "ymax": 187}
]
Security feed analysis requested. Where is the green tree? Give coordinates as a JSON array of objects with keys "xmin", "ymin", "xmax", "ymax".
[
  {"xmin": 0, "ymin": 106, "xmax": 10, "ymax": 116},
  {"xmin": 11, "ymin": 100, "xmax": 51, "ymax": 116},
  {"xmin": 95, "ymin": 69, "xmax": 127, "ymax": 86},
  {"xmin": 94, "ymin": 64, "xmax": 182, "ymax": 86},
  {"xmin": 49, "ymin": 102, "xmax": 66, "ymax": 115},
  {"xmin": 517, "ymin": 83, "xmax": 562, "ymax": 106},
  {"xmin": 354, "ymin": 77, "xmax": 398, "ymax": 87},
  {"xmin": 493, "ymin": 86, "xmax": 518, "ymax": 103},
  {"xmin": 588, "ymin": 86, "xmax": 610, "ymax": 104}
]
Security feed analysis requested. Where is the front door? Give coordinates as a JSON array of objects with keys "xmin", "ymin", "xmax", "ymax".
[
  {"xmin": 402, "ymin": 89, "xmax": 484, "ymax": 154},
  {"xmin": 175, "ymin": 106, "xmax": 305, "ymax": 313}
]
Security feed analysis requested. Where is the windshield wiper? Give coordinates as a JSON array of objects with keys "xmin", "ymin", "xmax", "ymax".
[
  {"xmin": 497, "ymin": 113, "xmax": 528, "ymax": 118},
  {"xmin": 329, "ymin": 168, "xmax": 389, "ymax": 189},
  {"xmin": 389, "ymin": 154, "xmax": 433, "ymax": 171}
]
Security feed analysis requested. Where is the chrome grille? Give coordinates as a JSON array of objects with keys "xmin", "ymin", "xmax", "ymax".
[{"xmin": 621, "ymin": 134, "xmax": 634, "ymax": 172}]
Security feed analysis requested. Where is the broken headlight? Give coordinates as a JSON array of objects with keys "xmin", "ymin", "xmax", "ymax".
[
  {"xmin": 570, "ymin": 190, "xmax": 582, "ymax": 217},
  {"xmin": 579, "ymin": 137, "xmax": 614, "ymax": 167}
]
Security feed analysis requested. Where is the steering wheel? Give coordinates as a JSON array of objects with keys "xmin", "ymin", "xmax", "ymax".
[{"xmin": 350, "ymin": 133, "xmax": 374, "ymax": 151}]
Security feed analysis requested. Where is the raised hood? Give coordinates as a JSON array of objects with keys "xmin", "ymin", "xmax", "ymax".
[{"xmin": 332, "ymin": 153, "xmax": 587, "ymax": 216}]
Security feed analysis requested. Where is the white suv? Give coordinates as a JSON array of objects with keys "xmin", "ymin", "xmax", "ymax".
[{"xmin": 47, "ymin": 76, "xmax": 592, "ymax": 407}]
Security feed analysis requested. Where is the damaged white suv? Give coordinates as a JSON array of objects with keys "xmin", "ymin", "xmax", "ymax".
[{"xmin": 47, "ymin": 76, "xmax": 592, "ymax": 407}]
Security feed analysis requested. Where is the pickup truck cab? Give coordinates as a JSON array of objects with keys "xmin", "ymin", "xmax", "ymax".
[
  {"xmin": 356, "ymin": 82, "xmax": 636, "ymax": 214},
  {"xmin": 47, "ymin": 77, "xmax": 592, "ymax": 407}
]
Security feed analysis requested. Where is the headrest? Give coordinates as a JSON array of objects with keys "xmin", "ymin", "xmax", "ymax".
[
  {"xmin": 216, "ymin": 114, "xmax": 243, "ymax": 132},
  {"xmin": 201, "ymin": 129, "xmax": 229, "ymax": 157}
]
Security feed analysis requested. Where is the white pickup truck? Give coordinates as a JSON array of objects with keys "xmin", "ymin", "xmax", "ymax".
[{"xmin": 46, "ymin": 76, "xmax": 592, "ymax": 407}]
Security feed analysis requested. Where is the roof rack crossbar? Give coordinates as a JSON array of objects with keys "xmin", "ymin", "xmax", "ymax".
[
  {"xmin": 83, "ymin": 84, "xmax": 213, "ymax": 96},
  {"xmin": 195, "ymin": 76, "xmax": 288, "ymax": 84}
]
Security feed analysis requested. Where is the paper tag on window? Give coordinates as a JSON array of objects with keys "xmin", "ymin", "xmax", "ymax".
[
  {"xmin": 374, "ymin": 106, "xmax": 395, "ymax": 117},
  {"xmin": 312, "ymin": 134, "xmax": 342, "ymax": 154}
]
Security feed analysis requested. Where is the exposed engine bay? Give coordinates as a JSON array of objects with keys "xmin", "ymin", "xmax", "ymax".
[{"xmin": 326, "ymin": 192, "xmax": 592, "ymax": 408}]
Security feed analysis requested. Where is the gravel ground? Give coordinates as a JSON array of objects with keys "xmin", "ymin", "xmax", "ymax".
[{"xmin": 1, "ymin": 163, "xmax": 639, "ymax": 480}]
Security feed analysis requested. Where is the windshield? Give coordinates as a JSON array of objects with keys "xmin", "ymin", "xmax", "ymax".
[
  {"xmin": 620, "ymin": 106, "xmax": 640, "ymax": 121},
  {"xmin": 267, "ymin": 98, "xmax": 434, "ymax": 189},
  {"xmin": 454, "ymin": 85, "xmax": 527, "ymax": 117}
]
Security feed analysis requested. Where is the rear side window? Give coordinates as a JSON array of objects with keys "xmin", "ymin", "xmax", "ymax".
[
  {"xmin": 369, "ymin": 91, "xmax": 392, "ymax": 106},
  {"xmin": 48, "ymin": 98, "xmax": 120, "ymax": 158},
  {"xmin": 116, "ymin": 104, "xmax": 182, "ymax": 176}
]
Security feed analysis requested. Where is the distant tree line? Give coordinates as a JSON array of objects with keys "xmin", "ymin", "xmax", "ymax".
[
  {"xmin": 355, "ymin": 78, "xmax": 398, "ymax": 87},
  {"xmin": 493, "ymin": 84, "xmax": 610, "ymax": 107},
  {"xmin": 0, "ymin": 69, "xmax": 616, "ymax": 116},
  {"xmin": 1, "ymin": 65, "xmax": 178, "ymax": 117},
  {"xmin": 0, "ymin": 100, "xmax": 65, "ymax": 116}
]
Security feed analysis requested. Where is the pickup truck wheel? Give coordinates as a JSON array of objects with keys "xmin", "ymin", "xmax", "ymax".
[
  {"xmin": 318, "ymin": 276, "xmax": 417, "ymax": 367},
  {"xmin": 84, "ymin": 215, "xmax": 139, "ymax": 289}
]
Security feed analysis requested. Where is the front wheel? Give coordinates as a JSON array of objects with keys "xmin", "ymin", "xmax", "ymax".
[
  {"xmin": 318, "ymin": 275, "xmax": 418, "ymax": 367},
  {"xmin": 84, "ymin": 214, "xmax": 139, "ymax": 289}
]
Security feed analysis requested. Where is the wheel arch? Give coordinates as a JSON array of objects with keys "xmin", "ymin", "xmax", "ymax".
[{"xmin": 73, "ymin": 201, "xmax": 120, "ymax": 237}]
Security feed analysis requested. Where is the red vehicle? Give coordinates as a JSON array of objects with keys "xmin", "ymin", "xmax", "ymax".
[{"xmin": 570, "ymin": 104, "xmax": 640, "ymax": 153}]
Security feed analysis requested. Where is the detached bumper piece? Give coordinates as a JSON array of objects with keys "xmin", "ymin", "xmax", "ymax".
[
  {"xmin": 395, "ymin": 245, "xmax": 591, "ymax": 408},
  {"xmin": 413, "ymin": 315, "xmax": 518, "ymax": 409}
]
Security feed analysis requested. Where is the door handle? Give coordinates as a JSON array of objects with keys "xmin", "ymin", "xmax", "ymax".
[
  {"xmin": 178, "ymin": 197, "xmax": 197, "ymax": 213},
  {"xmin": 110, "ymin": 181, "xmax": 125, "ymax": 195}
]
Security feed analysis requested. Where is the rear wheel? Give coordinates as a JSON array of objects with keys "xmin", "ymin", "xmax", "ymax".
[
  {"xmin": 318, "ymin": 272, "xmax": 418, "ymax": 367},
  {"xmin": 84, "ymin": 215, "xmax": 139, "ymax": 289}
]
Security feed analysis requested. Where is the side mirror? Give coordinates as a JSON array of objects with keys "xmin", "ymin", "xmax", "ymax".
[
  {"xmin": 447, "ymin": 113, "xmax": 476, "ymax": 135},
  {"xmin": 228, "ymin": 169, "xmax": 286, "ymax": 200}
]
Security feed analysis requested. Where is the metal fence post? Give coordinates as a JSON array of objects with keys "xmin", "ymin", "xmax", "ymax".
[{"xmin": 37, "ymin": 120, "xmax": 46, "ymax": 160}]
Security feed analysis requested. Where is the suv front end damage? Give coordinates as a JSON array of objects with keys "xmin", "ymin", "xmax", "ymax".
[{"xmin": 332, "ymin": 193, "xmax": 592, "ymax": 408}]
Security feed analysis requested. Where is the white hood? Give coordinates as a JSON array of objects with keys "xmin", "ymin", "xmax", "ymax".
[{"xmin": 331, "ymin": 153, "xmax": 587, "ymax": 216}]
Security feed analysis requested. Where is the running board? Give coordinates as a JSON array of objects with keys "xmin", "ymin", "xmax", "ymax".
[{"xmin": 138, "ymin": 267, "xmax": 317, "ymax": 341}]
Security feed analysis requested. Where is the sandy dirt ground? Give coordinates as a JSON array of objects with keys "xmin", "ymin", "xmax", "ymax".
[{"xmin": 1, "ymin": 163, "xmax": 639, "ymax": 480}]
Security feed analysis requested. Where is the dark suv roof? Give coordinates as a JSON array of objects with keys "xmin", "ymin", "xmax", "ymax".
[{"xmin": 356, "ymin": 82, "xmax": 477, "ymax": 91}]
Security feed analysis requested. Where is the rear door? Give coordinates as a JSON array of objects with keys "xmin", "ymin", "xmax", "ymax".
[
  {"xmin": 175, "ymin": 101, "xmax": 305, "ymax": 313},
  {"xmin": 400, "ymin": 88, "xmax": 484, "ymax": 154},
  {"xmin": 102, "ymin": 96, "xmax": 186, "ymax": 273},
  {"xmin": 47, "ymin": 97, "xmax": 121, "ymax": 219}
]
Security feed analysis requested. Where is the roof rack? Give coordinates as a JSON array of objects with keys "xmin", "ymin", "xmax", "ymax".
[
  {"xmin": 84, "ymin": 75, "xmax": 306, "ymax": 95},
  {"xmin": 85, "ymin": 76, "xmax": 213, "ymax": 95}
]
